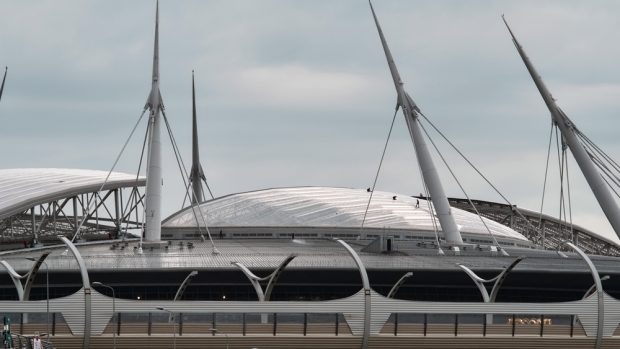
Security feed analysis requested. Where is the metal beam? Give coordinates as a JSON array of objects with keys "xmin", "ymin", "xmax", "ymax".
[
  {"xmin": 369, "ymin": 1, "xmax": 463, "ymax": 245},
  {"xmin": 387, "ymin": 272, "xmax": 412, "ymax": 299},
  {"xmin": 59, "ymin": 236, "xmax": 91, "ymax": 348},
  {"xmin": 336, "ymin": 239, "xmax": 369, "ymax": 349},
  {"xmin": 503, "ymin": 17, "xmax": 620, "ymax": 241},
  {"xmin": 563, "ymin": 241, "xmax": 604, "ymax": 349},
  {"xmin": 458, "ymin": 256, "xmax": 525, "ymax": 324}
]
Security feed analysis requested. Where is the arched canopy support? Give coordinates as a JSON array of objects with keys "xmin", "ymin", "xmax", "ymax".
[
  {"xmin": 387, "ymin": 272, "xmax": 412, "ymax": 299},
  {"xmin": 0, "ymin": 251, "xmax": 51, "ymax": 301},
  {"xmin": 22, "ymin": 251, "xmax": 51, "ymax": 301},
  {"xmin": 0, "ymin": 261, "xmax": 26, "ymax": 300},
  {"xmin": 231, "ymin": 254, "xmax": 296, "ymax": 302},
  {"xmin": 59, "ymin": 235, "xmax": 91, "ymax": 349},
  {"xmin": 562, "ymin": 241, "xmax": 604, "ymax": 349},
  {"xmin": 173, "ymin": 270, "xmax": 198, "ymax": 302},
  {"xmin": 336, "ymin": 239, "xmax": 370, "ymax": 349},
  {"xmin": 231, "ymin": 262, "xmax": 265, "ymax": 300},
  {"xmin": 458, "ymin": 256, "xmax": 525, "ymax": 323}
]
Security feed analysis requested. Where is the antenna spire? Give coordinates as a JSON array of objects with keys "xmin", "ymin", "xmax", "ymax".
[
  {"xmin": 190, "ymin": 71, "xmax": 205, "ymax": 204},
  {"xmin": 152, "ymin": 0, "xmax": 159, "ymax": 85},
  {"xmin": 369, "ymin": 2, "xmax": 463, "ymax": 245}
]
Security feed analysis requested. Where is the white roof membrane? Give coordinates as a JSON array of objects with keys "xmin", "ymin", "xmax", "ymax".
[
  {"xmin": 0, "ymin": 168, "xmax": 145, "ymax": 220},
  {"xmin": 163, "ymin": 187, "xmax": 528, "ymax": 241}
]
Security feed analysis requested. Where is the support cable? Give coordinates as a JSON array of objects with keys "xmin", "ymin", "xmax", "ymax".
[
  {"xmin": 418, "ymin": 119, "xmax": 504, "ymax": 253},
  {"xmin": 359, "ymin": 107, "xmax": 399, "ymax": 233},
  {"xmin": 585, "ymin": 148, "xmax": 620, "ymax": 190},
  {"xmin": 538, "ymin": 123, "xmax": 554, "ymax": 239},
  {"xmin": 161, "ymin": 110, "xmax": 219, "ymax": 253},
  {"xmin": 576, "ymin": 129, "xmax": 620, "ymax": 174},
  {"xmin": 203, "ymin": 177, "xmax": 215, "ymax": 200},
  {"xmin": 592, "ymin": 154, "xmax": 620, "ymax": 189},
  {"xmin": 69, "ymin": 109, "xmax": 147, "ymax": 243},
  {"xmin": 564, "ymin": 151, "xmax": 574, "ymax": 240},
  {"xmin": 122, "ymin": 123, "xmax": 150, "ymax": 237},
  {"xmin": 417, "ymin": 111, "xmax": 544, "ymax": 241},
  {"xmin": 555, "ymin": 128, "xmax": 566, "ymax": 242}
]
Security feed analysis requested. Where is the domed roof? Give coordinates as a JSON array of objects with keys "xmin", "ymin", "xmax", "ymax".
[{"xmin": 163, "ymin": 187, "xmax": 528, "ymax": 241}]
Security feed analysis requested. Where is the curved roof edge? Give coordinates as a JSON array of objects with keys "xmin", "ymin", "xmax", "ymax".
[
  {"xmin": 0, "ymin": 168, "xmax": 146, "ymax": 220},
  {"xmin": 447, "ymin": 197, "xmax": 620, "ymax": 250},
  {"xmin": 163, "ymin": 186, "xmax": 527, "ymax": 241}
]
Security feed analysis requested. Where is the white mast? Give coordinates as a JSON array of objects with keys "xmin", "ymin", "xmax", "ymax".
[
  {"xmin": 144, "ymin": 1, "xmax": 164, "ymax": 242},
  {"xmin": 503, "ymin": 17, "xmax": 620, "ymax": 241},
  {"xmin": 369, "ymin": 2, "xmax": 463, "ymax": 245}
]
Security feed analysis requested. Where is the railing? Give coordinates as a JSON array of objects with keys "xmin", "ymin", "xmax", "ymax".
[
  {"xmin": 380, "ymin": 313, "xmax": 586, "ymax": 337},
  {"xmin": 7, "ymin": 334, "xmax": 54, "ymax": 349},
  {"xmin": 98, "ymin": 312, "xmax": 351, "ymax": 337},
  {"xmin": 6, "ymin": 311, "xmax": 602, "ymax": 339}
]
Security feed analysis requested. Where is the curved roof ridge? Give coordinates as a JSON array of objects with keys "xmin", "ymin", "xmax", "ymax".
[
  {"xmin": 162, "ymin": 186, "xmax": 527, "ymax": 241},
  {"xmin": 0, "ymin": 168, "xmax": 146, "ymax": 220}
]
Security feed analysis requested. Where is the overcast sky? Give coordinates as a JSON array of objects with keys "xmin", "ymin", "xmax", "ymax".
[{"xmin": 1, "ymin": 0, "xmax": 620, "ymax": 243}]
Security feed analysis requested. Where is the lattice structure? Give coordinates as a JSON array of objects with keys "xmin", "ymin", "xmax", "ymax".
[
  {"xmin": 0, "ymin": 169, "xmax": 145, "ymax": 246},
  {"xmin": 0, "ymin": 188, "xmax": 145, "ymax": 245},
  {"xmin": 447, "ymin": 197, "xmax": 620, "ymax": 257}
]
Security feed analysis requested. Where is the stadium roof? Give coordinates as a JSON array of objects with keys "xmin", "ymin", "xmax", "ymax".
[
  {"xmin": 0, "ymin": 168, "xmax": 145, "ymax": 220},
  {"xmin": 163, "ymin": 187, "xmax": 528, "ymax": 241},
  {"xmin": 1, "ymin": 238, "xmax": 619, "ymax": 274}
]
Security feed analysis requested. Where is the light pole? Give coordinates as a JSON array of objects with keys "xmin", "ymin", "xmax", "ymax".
[
  {"xmin": 156, "ymin": 307, "xmax": 176, "ymax": 349},
  {"xmin": 92, "ymin": 282, "xmax": 116, "ymax": 349},
  {"xmin": 25, "ymin": 257, "xmax": 49, "ymax": 342},
  {"xmin": 208, "ymin": 328, "xmax": 229, "ymax": 349}
]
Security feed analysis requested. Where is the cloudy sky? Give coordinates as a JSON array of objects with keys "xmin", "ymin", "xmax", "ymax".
[{"xmin": 1, "ymin": 0, "xmax": 620, "ymax": 243}]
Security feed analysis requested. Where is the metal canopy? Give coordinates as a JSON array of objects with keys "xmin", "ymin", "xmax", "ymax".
[{"xmin": 0, "ymin": 168, "xmax": 145, "ymax": 220}]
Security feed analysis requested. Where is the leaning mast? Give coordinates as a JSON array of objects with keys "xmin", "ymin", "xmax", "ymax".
[
  {"xmin": 503, "ymin": 17, "xmax": 620, "ymax": 240},
  {"xmin": 144, "ymin": 1, "xmax": 164, "ymax": 243},
  {"xmin": 370, "ymin": 2, "xmax": 463, "ymax": 245}
]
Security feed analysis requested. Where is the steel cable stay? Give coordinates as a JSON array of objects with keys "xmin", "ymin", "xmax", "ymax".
[
  {"xmin": 574, "ymin": 128, "xmax": 620, "ymax": 202},
  {"xmin": 566, "ymin": 154, "xmax": 574, "ymax": 239},
  {"xmin": 537, "ymin": 123, "xmax": 555, "ymax": 245},
  {"xmin": 67, "ymin": 108, "xmax": 148, "ymax": 244},
  {"xmin": 417, "ymin": 111, "xmax": 546, "ymax": 242},
  {"xmin": 580, "ymin": 141, "xmax": 620, "ymax": 192},
  {"xmin": 582, "ymin": 139, "xmax": 620, "ymax": 178},
  {"xmin": 563, "ymin": 148, "xmax": 575, "ymax": 241},
  {"xmin": 161, "ymin": 110, "xmax": 219, "ymax": 253},
  {"xmin": 600, "ymin": 174, "xmax": 620, "ymax": 199},
  {"xmin": 161, "ymin": 109, "xmax": 214, "ymax": 206},
  {"xmin": 575, "ymin": 128, "xmax": 620, "ymax": 174},
  {"xmin": 590, "ymin": 151, "xmax": 620, "ymax": 188},
  {"xmin": 553, "ymin": 125, "xmax": 575, "ymax": 245},
  {"xmin": 181, "ymin": 177, "xmax": 215, "ymax": 209},
  {"xmin": 359, "ymin": 107, "xmax": 398, "ymax": 235},
  {"xmin": 417, "ymin": 119, "xmax": 505, "ymax": 254},
  {"xmin": 121, "ymin": 122, "xmax": 151, "ymax": 238},
  {"xmin": 554, "ymin": 126, "xmax": 569, "ymax": 243}
]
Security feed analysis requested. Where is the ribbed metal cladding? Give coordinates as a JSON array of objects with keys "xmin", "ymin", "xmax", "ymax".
[{"xmin": 1, "ymin": 287, "xmax": 619, "ymax": 338}]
